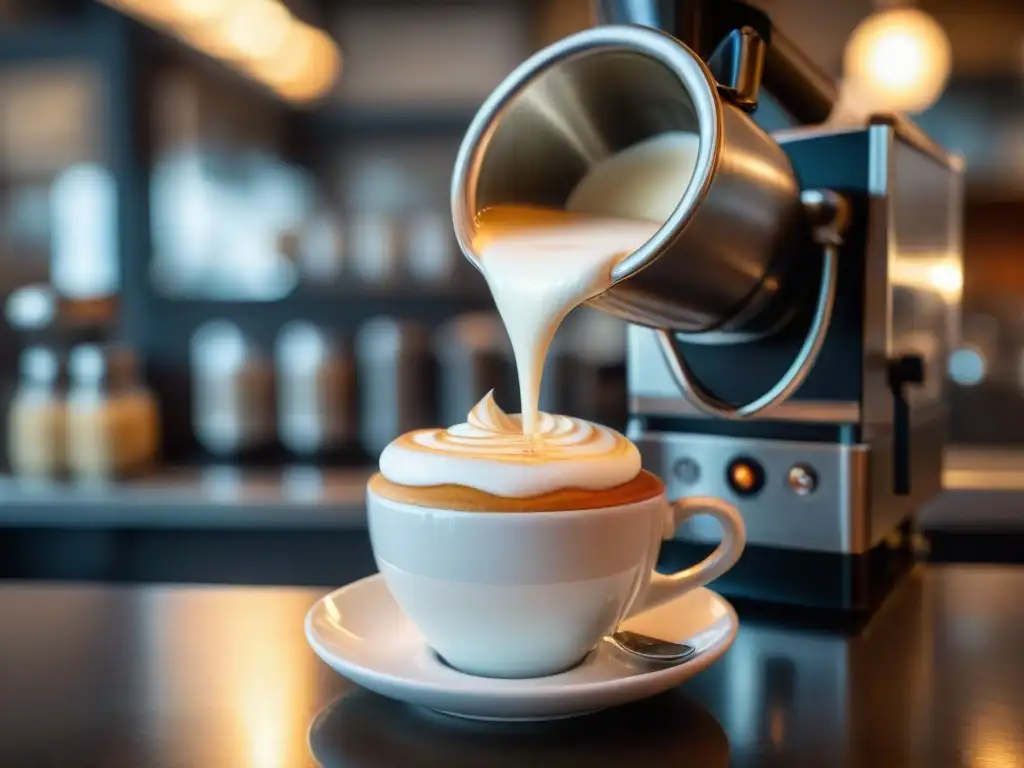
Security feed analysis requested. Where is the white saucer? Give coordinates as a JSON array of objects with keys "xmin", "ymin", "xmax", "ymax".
[{"xmin": 305, "ymin": 574, "xmax": 737, "ymax": 721}]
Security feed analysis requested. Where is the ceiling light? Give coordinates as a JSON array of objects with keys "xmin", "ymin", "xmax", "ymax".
[
  {"xmin": 844, "ymin": 8, "xmax": 952, "ymax": 114},
  {"xmin": 99, "ymin": 0, "xmax": 341, "ymax": 104},
  {"xmin": 220, "ymin": 0, "xmax": 292, "ymax": 62}
]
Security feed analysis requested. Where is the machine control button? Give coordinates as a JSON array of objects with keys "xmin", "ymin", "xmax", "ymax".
[
  {"xmin": 672, "ymin": 457, "xmax": 701, "ymax": 485},
  {"xmin": 726, "ymin": 456, "xmax": 764, "ymax": 497},
  {"xmin": 787, "ymin": 464, "xmax": 818, "ymax": 496}
]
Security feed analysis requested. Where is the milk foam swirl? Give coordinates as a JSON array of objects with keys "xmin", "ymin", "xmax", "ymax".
[{"xmin": 378, "ymin": 392, "xmax": 641, "ymax": 497}]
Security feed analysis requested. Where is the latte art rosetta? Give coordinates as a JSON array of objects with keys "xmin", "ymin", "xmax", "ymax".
[
  {"xmin": 416, "ymin": 392, "xmax": 626, "ymax": 460},
  {"xmin": 378, "ymin": 392, "xmax": 641, "ymax": 497}
]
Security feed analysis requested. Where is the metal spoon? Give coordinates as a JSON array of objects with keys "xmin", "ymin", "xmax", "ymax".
[{"xmin": 608, "ymin": 630, "xmax": 696, "ymax": 664}]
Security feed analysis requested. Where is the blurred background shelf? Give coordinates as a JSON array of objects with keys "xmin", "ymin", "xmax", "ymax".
[{"xmin": 0, "ymin": 467, "xmax": 371, "ymax": 529}]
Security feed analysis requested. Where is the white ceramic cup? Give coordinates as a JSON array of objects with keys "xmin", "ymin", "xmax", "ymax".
[{"xmin": 367, "ymin": 486, "xmax": 745, "ymax": 679}]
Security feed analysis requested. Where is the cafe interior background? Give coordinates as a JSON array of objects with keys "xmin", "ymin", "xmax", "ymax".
[{"xmin": 0, "ymin": 0, "xmax": 1021, "ymax": 578}]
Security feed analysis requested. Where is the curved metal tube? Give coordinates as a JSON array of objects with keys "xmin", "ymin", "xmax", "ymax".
[{"xmin": 655, "ymin": 189, "xmax": 845, "ymax": 419}]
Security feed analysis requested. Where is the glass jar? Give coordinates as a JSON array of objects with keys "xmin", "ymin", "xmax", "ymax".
[
  {"xmin": 7, "ymin": 345, "xmax": 65, "ymax": 478},
  {"xmin": 66, "ymin": 344, "xmax": 159, "ymax": 480}
]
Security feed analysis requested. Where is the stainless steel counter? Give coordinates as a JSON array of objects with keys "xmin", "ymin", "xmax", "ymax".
[{"xmin": 1, "ymin": 566, "xmax": 1022, "ymax": 767}]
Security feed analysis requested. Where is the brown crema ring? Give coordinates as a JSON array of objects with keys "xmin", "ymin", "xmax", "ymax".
[{"xmin": 368, "ymin": 469, "xmax": 664, "ymax": 513}]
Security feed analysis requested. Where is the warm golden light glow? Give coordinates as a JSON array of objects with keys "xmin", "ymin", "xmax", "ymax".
[
  {"xmin": 221, "ymin": 0, "xmax": 292, "ymax": 62},
  {"xmin": 140, "ymin": 588, "xmax": 318, "ymax": 768},
  {"xmin": 967, "ymin": 701, "xmax": 1024, "ymax": 768},
  {"xmin": 730, "ymin": 463, "xmax": 757, "ymax": 493},
  {"xmin": 889, "ymin": 255, "xmax": 963, "ymax": 302},
  {"xmin": 248, "ymin": 24, "xmax": 313, "ymax": 84},
  {"xmin": 280, "ymin": 29, "xmax": 343, "ymax": 103},
  {"xmin": 104, "ymin": 0, "xmax": 180, "ymax": 24},
  {"xmin": 247, "ymin": 24, "xmax": 342, "ymax": 104},
  {"xmin": 99, "ymin": 0, "xmax": 341, "ymax": 103},
  {"xmin": 172, "ymin": 0, "xmax": 239, "ymax": 26},
  {"xmin": 927, "ymin": 263, "xmax": 963, "ymax": 297},
  {"xmin": 176, "ymin": 16, "xmax": 239, "ymax": 59},
  {"xmin": 844, "ymin": 9, "xmax": 951, "ymax": 114}
]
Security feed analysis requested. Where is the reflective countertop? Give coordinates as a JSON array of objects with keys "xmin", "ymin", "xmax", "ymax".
[{"xmin": 1, "ymin": 565, "xmax": 1021, "ymax": 767}]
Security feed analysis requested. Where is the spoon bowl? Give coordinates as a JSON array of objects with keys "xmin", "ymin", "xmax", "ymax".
[{"xmin": 608, "ymin": 630, "xmax": 696, "ymax": 664}]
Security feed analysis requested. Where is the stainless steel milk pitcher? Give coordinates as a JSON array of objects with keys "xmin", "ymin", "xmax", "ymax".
[{"xmin": 450, "ymin": 24, "xmax": 847, "ymax": 418}]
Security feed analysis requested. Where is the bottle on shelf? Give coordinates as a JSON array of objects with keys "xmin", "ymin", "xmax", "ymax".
[
  {"xmin": 435, "ymin": 312, "xmax": 512, "ymax": 425},
  {"xmin": 355, "ymin": 317, "xmax": 433, "ymax": 456},
  {"xmin": 276, "ymin": 321, "xmax": 354, "ymax": 459},
  {"xmin": 50, "ymin": 163, "xmax": 120, "ymax": 341},
  {"xmin": 298, "ymin": 208, "xmax": 345, "ymax": 285},
  {"xmin": 349, "ymin": 211, "xmax": 401, "ymax": 288},
  {"xmin": 190, "ymin": 321, "xmax": 275, "ymax": 459},
  {"xmin": 65, "ymin": 343, "xmax": 159, "ymax": 480},
  {"xmin": 7, "ymin": 345, "xmax": 66, "ymax": 479},
  {"xmin": 406, "ymin": 210, "xmax": 457, "ymax": 288},
  {"xmin": 5, "ymin": 284, "xmax": 64, "ymax": 479}
]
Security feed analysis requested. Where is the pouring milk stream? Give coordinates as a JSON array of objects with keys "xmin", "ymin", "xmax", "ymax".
[{"xmin": 474, "ymin": 131, "xmax": 700, "ymax": 437}]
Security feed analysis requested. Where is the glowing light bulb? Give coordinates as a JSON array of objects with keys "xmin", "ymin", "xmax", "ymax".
[
  {"xmin": 100, "ymin": 0, "xmax": 179, "ymax": 24},
  {"xmin": 282, "ymin": 28, "xmax": 342, "ymax": 103},
  {"xmin": 171, "ymin": 0, "xmax": 238, "ymax": 25},
  {"xmin": 726, "ymin": 457, "xmax": 764, "ymax": 496},
  {"xmin": 100, "ymin": 0, "xmax": 340, "ymax": 105},
  {"xmin": 928, "ymin": 263, "xmax": 963, "ymax": 298},
  {"xmin": 221, "ymin": 0, "xmax": 292, "ymax": 62},
  {"xmin": 249, "ymin": 24, "xmax": 342, "ymax": 103},
  {"xmin": 731, "ymin": 464, "xmax": 756, "ymax": 492},
  {"xmin": 844, "ymin": 9, "xmax": 951, "ymax": 114},
  {"xmin": 869, "ymin": 31, "xmax": 925, "ymax": 89}
]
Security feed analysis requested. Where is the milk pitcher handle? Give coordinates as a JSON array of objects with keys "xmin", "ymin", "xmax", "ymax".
[
  {"xmin": 633, "ymin": 496, "xmax": 746, "ymax": 615},
  {"xmin": 656, "ymin": 189, "xmax": 848, "ymax": 420}
]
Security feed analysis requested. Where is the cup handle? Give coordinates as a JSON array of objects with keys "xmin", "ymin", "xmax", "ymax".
[{"xmin": 632, "ymin": 496, "xmax": 746, "ymax": 615}]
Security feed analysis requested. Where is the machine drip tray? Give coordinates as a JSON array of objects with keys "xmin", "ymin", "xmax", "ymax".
[{"xmin": 657, "ymin": 525, "xmax": 917, "ymax": 616}]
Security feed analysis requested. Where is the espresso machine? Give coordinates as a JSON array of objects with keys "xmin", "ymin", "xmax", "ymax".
[{"xmin": 451, "ymin": 0, "xmax": 963, "ymax": 613}]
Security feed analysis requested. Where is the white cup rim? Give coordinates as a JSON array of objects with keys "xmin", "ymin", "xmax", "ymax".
[{"xmin": 366, "ymin": 486, "xmax": 666, "ymax": 521}]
